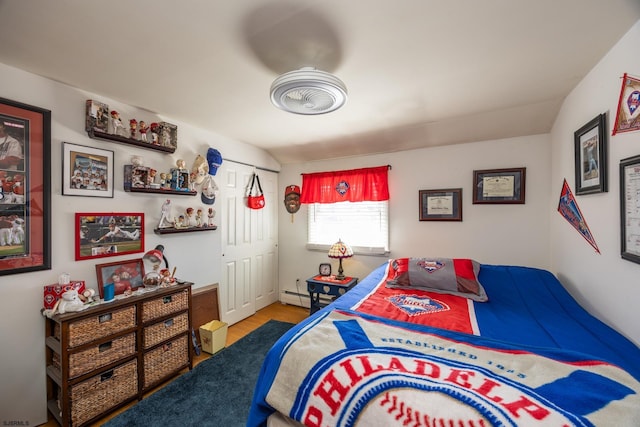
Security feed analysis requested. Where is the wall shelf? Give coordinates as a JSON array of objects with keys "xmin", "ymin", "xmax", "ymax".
[
  {"xmin": 88, "ymin": 129, "xmax": 176, "ymax": 153},
  {"xmin": 154, "ymin": 226, "xmax": 217, "ymax": 235},
  {"xmin": 127, "ymin": 187, "xmax": 197, "ymax": 196}
]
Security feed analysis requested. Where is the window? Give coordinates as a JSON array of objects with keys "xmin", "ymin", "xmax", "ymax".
[
  {"xmin": 307, "ymin": 200, "xmax": 389, "ymax": 255},
  {"xmin": 301, "ymin": 165, "xmax": 390, "ymax": 255}
]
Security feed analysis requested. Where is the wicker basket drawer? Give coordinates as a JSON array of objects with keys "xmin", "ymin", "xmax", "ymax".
[
  {"xmin": 143, "ymin": 334, "xmax": 188, "ymax": 389},
  {"xmin": 142, "ymin": 289, "xmax": 189, "ymax": 323},
  {"xmin": 144, "ymin": 312, "xmax": 189, "ymax": 349},
  {"xmin": 67, "ymin": 359, "xmax": 138, "ymax": 427},
  {"xmin": 66, "ymin": 332, "xmax": 136, "ymax": 379},
  {"xmin": 58, "ymin": 306, "xmax": 137, "ymax": 348}
]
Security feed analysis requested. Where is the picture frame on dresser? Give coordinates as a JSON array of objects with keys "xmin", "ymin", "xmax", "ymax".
[
  {"xmin": 0, "ymin": 97, "xmax": 51, "ymax": 276},
  {"xmin": 95, "ymin": 258, "xmax": 145, "ymax": 298},
  {"xmin": 62, "ymin": 141, "xmax": 114, "ymax": 197},
  {"xmin": 75, "ymin": 213, "xmax": 144, "ymax": 260},
  {"xmin": 473, "ymin": 167, "xmax": 526, "ymax": 204},
  {"xmin": 574, "ymin": 113, "xmax": 607, "ymax": 195}
]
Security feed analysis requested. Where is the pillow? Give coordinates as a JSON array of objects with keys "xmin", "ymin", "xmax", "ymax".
[{"xmin": 385, "ymin": 257, "xmax": 488, "ymax": 302}]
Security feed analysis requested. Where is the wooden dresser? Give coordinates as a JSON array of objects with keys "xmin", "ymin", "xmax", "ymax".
[{"xmin": 44, "ymin": 283, "xmax": 193, "ymax": 426}]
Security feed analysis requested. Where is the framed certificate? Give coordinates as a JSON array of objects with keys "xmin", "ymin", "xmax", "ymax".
[
  {"xmin": 419, "ymin": 188, "xmax": 462, "ymax": 221},
  {"xmin": 620, "ymin": 155, "xmax": 640, "ymax": 264},
  {"xmin": 473, "ymin": 168, "xmax": 526, "ymax": 204}
]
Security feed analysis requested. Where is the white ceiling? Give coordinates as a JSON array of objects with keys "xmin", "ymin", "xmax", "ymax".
[{"xmin": 1, "ymin": 1, "xmax": 639, "ymax": 164}]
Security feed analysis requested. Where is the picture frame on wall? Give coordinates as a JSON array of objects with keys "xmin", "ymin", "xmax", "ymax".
[
  {"xmin": 473, "ymin": 167, "xmax": 526, "ymax": 204},
  {"xmin": 574, "ymin": 113, "xmax": 607, "ymax": 195},
  {"xmin": 620, "ymin": 154, "xmax": 640, "ymax": 265},
  {"xmin": 75, "ymin": 213, "xmax": 144, "ymax": 261},
  {"xmin": 0, "ymin": 97, "xmax": 51, "ymax": 276},
  {"xmin": 62, "ymin": 142, "xmax": 114, "ymax": 198},
  {"xmin": 95, "ymin": 258, "xmax": 145, "ymax": 298},
  {"xmin": 419, "ymin": 188, "xmax": 462, "ymax": 221}
]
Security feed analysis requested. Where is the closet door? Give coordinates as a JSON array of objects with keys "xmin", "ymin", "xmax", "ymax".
[{"xmin": 219, "ymin": 162, "xmax": 278, "ymax": 325}]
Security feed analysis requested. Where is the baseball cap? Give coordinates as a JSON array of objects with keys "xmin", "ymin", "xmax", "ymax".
[
  {"xmin": 191, "ymin": 155, "xmax": 209, "ymax": 185},
  {"xmin": 201, "ymin": 175, "xmax": 219, "ymax": 205},
  {"xmin": 284, "ymin": 185, "xmax": 300, "ymax": 196},
  {"xmin": 207, "ymin": 148, "xmax": 223, "ymax": 175}
]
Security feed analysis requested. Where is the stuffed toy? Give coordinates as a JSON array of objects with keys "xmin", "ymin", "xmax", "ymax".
[{"xmin": 42, "ymin": 289, "xmax": 87, "ymax": 318}]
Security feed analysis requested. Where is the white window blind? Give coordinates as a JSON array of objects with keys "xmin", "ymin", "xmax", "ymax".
[{"xmin": 307, "ymin": 201, "xmax": 389, "ymax": 255}]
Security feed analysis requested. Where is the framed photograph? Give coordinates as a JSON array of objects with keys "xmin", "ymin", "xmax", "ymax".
[
  {"xmin": 419, "ymin": 188, "xmax": 462, "ymax": 221},
  {"xmin": 62, "ymin": 142, "xmax": 114, "ymax": 197},
  {"xmin": 620, "ymin": 155, "xmax": 640, "ymax": 264},
  {"xmin": 75, "ymin": 213, "xmax": 144, "ymax": 261},
  {"xmin": 473, "ymin": 167, "xmax": 526, "ymax": 204},
  {"xmin": 95, "ymin": 258, "xmax": 145, "ymax": 298},
  {"xmin": 0, "ymin": 97, "xmax": 51, "ymax": 276},
  {"xmin": 574, "ymin": 113, "xmax": 607, "ymax": 195}
]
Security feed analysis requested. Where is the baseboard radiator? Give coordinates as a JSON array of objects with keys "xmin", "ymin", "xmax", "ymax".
[{"xmin": 280, "ymin": 290, "xmax": 333, "ymax": 309}]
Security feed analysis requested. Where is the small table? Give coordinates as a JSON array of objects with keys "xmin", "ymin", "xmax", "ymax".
[{"xmin": 306, "ymin": 275, "xmax": 359, "ymax": 315}]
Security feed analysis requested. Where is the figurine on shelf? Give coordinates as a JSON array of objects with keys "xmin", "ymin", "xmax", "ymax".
[
  {"xmin": 175, "ymin": 214, "xmax": 187, "ymax": 229},
  {"xmin": 147, "ymin": 169, "xmax": 159, "ymax": 188},
  {"xmin": 162, "ymin": 172, "xmax": 172, "ymax": 189},
  {"xmin": 129, "ymin": 119, "xmax": 138, "ymax": 139},
  {"xmin": 185, "ymin": 207, "xmax": 194, "ymax": 227},
  {"xmin": 110, "ymin": 110, "xmax": 126, "ymax": 136},
  {"xmin": 176, "ymin": 159, "xmax": 187, "ymax": 171},
  {"xmin": 138, "ymin": 120, "xmax": 149, "ymax": 142},
  {"xmin": 150, "ymin": 122, "xmax": 160, "ymax": 145},
  {"xmin": 207, "ymin": 207, "xmax": 216, "ymax": 227},
  {"xmin": 195, "ymin": 208, "xmax": 203, "ymax": 227},
  {"xmin": 158, "ymin": 199, "xmax": 174, "ymax": 229}
]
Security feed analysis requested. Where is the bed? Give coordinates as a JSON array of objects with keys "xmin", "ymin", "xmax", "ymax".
[{"xmin": 248, "ymin": 259, "xmax": 640, "ymax": 426}]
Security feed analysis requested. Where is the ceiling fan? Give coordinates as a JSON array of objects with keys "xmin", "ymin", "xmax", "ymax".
[{"xmin": 270, "ymin": 67, "xmax": 348, "ymax": 115}]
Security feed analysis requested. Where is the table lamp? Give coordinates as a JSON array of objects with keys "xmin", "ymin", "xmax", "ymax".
[
  {"xmin": 328, "ymin": 239, "xmax": 353, "ymax": 280},
  {"xmin": 142, "ymin": 245, "xmax": 169, "ymax": 287}
]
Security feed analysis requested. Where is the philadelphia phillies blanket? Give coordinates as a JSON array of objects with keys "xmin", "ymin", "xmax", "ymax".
[
  {"xmin": 248, "ymin": 264, "xmax": 640, "ymax": 426},
  {"xmin": 250, "ymin": 310, "xmax": 640, "ymax": 426}
]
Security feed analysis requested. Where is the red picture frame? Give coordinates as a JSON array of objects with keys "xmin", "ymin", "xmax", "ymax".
[
  {"xmin": 95, "ymin": 258, "xmax": 145, "ymax": 298},
  {"xmin": 0, "ymin": 97, "xmax": 51, "ymax": 275},
  {"xmin": 75, "ymin": 213, "xmax": 144, "ymax": 261}
]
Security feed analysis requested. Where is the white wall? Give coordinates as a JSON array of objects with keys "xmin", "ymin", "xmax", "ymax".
[
  {"xmin": 278, "ymin": 133, "xmax": 552, "ymax": 301},
  {"xmin": 0, "ymin": 62, "xmax": 279, "ymax": 425},
  {"xmin": 550, "ymin": 20, "xmax": 640, "ymax": 346}
]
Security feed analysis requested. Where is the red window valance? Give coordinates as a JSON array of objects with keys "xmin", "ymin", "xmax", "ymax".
[{"xmin": 300, "ymin": 165, "xmax": 389, "ymax": 203}]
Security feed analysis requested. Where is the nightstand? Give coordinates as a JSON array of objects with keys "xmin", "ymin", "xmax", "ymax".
[{"xmin": 306, "ymin": 275, "xmax": 358, "ymax": 315}]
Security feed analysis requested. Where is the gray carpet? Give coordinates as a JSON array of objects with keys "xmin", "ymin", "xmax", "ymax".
[{"xmin": 103, "ymin": 320, "xmax": 295, "ymax": 427}]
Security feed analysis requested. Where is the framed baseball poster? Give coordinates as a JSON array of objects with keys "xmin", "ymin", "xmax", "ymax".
[
  {"xmin": 62, "ymin": 142, "xmax": 114, "ymax": 197},
  {"xmin": 574, "ymin": 113, "xmax": 607, "ymax": 195},
  {"xmin": 0, "ymin": 97, "xmax": 51, "ymax": 276},
  {"xmin": 75, "ymin": 213, "xmax": 144, "ymax": 261}
]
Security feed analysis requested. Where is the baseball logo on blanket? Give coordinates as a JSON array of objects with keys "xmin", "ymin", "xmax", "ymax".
[{"xmin": 264, "ymin": 310, "xmax": 640, "ymax": 427}]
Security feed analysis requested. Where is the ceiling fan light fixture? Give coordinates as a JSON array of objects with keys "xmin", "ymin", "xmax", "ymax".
[{"xmin": 270, "ymin": 67, "xmax": 347, "ymax": 115}]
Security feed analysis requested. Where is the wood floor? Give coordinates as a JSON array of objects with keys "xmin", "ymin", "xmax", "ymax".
[{"xmin": 39, "ymin": 302, "xmax": 309, "ymax": 427}]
